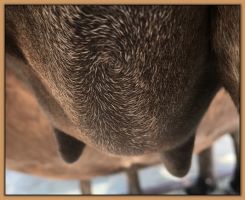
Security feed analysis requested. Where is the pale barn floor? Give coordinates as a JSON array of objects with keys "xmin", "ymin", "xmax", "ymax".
[{"xmin": 5, "ymin": 134, "xmax": 237, "ymax": 195}]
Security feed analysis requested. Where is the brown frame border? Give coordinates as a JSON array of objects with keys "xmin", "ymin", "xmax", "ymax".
[{"xmin": 1, "ymin": 1, "xmax": 243, "ymax": 200}]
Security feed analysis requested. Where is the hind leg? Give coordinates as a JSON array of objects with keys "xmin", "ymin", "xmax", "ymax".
[
  {"xmin": 185, "ymin": 147, "xmax": 216, "ymax": 194},
  {"xmin": 229, "ymin": 130, "xmax": 240, "ymax": 194},
  {"xmin": 126, "ymin": 165, "xmax": 142, "ymax": 194},
  {"xmin": 80, "ymin": 180, "xmax": 92, "ymax": 195}
]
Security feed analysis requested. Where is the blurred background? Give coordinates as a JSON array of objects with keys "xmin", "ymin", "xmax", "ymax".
[{"xmin": 5, "ymin": 134, "xmax": 236, "ymax": 195}]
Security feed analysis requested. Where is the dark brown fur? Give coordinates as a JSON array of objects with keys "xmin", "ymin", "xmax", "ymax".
[
  {"xmin": 211, "ymin": 6, "xmax": 240, "ymax": 109},
  {"xmin": 5, "ymin": 5, "xmax": 240, "ymax": 177},
  {"xmin": 6, "ymin": 67, "xmax": 239, "ymax": 194}
]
